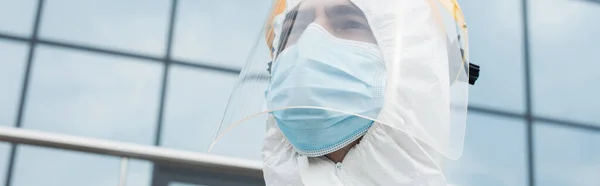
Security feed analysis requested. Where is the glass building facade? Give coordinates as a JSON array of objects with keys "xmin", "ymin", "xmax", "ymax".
[{"xmin": 0, "ymin": 0, "xmax": 599, "ymax": 185}]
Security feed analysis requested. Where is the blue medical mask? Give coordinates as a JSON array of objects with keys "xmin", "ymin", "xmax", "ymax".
[{"xmin": 265, "ymin": 24, "xmax": 386, "ymax": 157}]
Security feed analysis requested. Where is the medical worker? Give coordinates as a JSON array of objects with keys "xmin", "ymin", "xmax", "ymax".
[{"xmin": 211, "ymin": 0, "xmax": 479, "ymax": 185}]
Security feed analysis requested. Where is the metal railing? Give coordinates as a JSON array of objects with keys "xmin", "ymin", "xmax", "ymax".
[{"xmin": 0, "ymin": 126, "xmax": 264, "ymax": 186}]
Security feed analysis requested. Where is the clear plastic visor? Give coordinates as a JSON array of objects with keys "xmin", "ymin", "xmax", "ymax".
[{"xmin": 209, "ymin": 0, "xmax": 470, "ymax": 160}]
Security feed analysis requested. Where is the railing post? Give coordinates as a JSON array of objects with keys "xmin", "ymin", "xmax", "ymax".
[{"xmin": 119, "ymin": 157, "xmax": 129, "ymax": 186}]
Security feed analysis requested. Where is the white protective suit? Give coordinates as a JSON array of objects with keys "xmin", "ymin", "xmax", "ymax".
[
  {"xmin": 262, "ymin": 116, "xmax": 447, "ymax": 185},
  {"xmin": 209, "ymin": 0, "xmax": 471, "ymax": 185}
]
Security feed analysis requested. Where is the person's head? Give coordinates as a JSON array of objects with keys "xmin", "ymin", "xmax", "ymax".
[
  {"xmin": 264, "ymin": 0, "xmax": 387, "ymax": 159},
  {"xmin": 260, "ymin": 0, "xmax": 472, "ymax": 161}
]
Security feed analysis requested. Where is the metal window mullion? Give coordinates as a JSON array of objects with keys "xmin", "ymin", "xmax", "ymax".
[
  {"xmin": 5, "ymin": 0, "xmax": 45, "ymax": 186},
  {"xmin": 520, "ymin": 0, "xmax": 535, "ymax": 185},
  {"xmin": 154, "ymin": 0, "xmax": 179, "ymax": 147},
  {"xmin": 152, "ymin": 0, "xmax": 179, "ymax": 184}
]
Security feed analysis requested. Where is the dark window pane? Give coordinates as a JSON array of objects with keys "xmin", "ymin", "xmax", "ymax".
[
  {"xmin": 0, "ymin": 143, "xmax": 11, "ymax": 185},
  {"xmin": 530, "ymin": 0, "xmax": 600, "ymax": 125},
  {"xmin": 172, "ymin": 0, "xmax": 272, "ymax": 68},
  {"xmin": 12, "ymin": 145, "xmax": 151, "ymax": 186},
  {"xmin": 169, "ymin": 182, "xmax": 208, "ymax": 186},
  {"xmin": 0, "ymin": 40, "xmax": 28, "ymax": 127},
  {"xmin": 0, "ymin": 0, "xmax": 36, "ymax": 36},
  {"xmin": 534, "ymin": 123, "xmax": 600, "ymax": 186},
  {"xmin": 39, "ymin": 0, "xmax": 170, "ymax": 56},
  {"xmin": 127, "ymin": 158, "xmax": 153, "ymax": 186},
  {"xmin": 160, "ymin": 66, "xmax": 264, "ymax": 160},
  {"xmin": 444, "ymin": 114, "xmax": 528, "ymax": 186},
  {"xmin": 23, "ymin": 46, "xmax": 162, "ymax": 144},
  {"xmin": 458, "ymin": 0, "xmax": 526, "ymax": 112}
]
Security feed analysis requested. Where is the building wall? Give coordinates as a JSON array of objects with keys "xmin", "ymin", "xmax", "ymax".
[{"xmin": 0, "ymin": 0, "xmax": 599, "ymax": 186}]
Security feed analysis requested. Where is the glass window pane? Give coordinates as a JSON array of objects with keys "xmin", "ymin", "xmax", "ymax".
[
  {"xmin": 12, "ymin": 145, "xmax": 152, "ymax": 186},
  {"xmin": 530, "ymin": 0, "xmax": 600, "ymax": 125},
  {"xmin": 0, "ymin": 40, "xmax": 28, "ymax": 127},
  {"xmin": 459, "ymin": 0, "xmax": 526, "ymax": 112},
  {"xmin": 534, "ymin": 123, "xmax": 600, "ymax": 186},
  {"xmin": 444, "ymin": 114, "xmax": 528, "ymax": 186},
  {"xmin": 0, "ymin": 0, "xmax": 36, "ymax": 36},
  {"xmin": 23, "ymin": 46, "xmax": 162, "ymax": 144},
  {"xmin": 172, "ymin": 0, "xmax": 272, "ymax": 68},
  {"xmin": 161, "ymin": 66, "xmax": 264, "ymax": 160},
  {"xmin": 39, "ymin": 0, "xmax": 170, "ymax": 56}
]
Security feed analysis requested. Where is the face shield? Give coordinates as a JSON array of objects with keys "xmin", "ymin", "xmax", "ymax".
[{"xmin": 209, "ymin": 0, "xmax": 474, "ymax": 160}]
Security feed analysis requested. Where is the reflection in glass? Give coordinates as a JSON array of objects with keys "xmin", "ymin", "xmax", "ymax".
[
  {"xmin": 0, "ymin": 0, "xmax": 36, "ymax": 36},
  {"xmin": 0, "ymin": 40, "xmax": 28, "ymax": 127},
  {"xmin": 12, "ymin": 145, "xmax": 151, "ymax": 186},
  {"xmin": 39, "ymin": 0, "xmax": 170, "ymax": 56},
  {"xmin": 161, "ymin": 66, "xmax": 263, "ymax": 160},
  {"xmin": 458, "ymin": 0, "xmax": 525, "ymax": 112},
  {"xmin": 444, "ymin": 114, "xmax": 527, "ymax": 186},
  {"xmin": 172, "ymin": 0, "xmax": 272, "ymax": 68},
  {"xmin": 530, "ymin": 0, "xmax": 600, "ymax": 125},
  {"xmin": 534, "ymin": 124, "xmax": 600, "ymax": 186},
  {"xmin": 23, "ymin": 45, "xmax": 162, "ymax": 144}
]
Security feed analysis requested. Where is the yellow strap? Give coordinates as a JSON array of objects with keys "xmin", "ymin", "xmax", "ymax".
[{"xmin": 437, "ymin": 0, "xmax": 469, "ymax": 61}]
